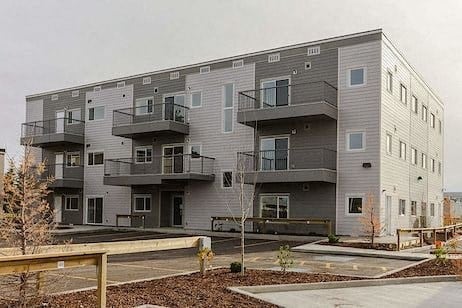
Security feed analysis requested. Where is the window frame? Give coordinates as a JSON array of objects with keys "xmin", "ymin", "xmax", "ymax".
[
  {"xmin": 430, "ymin": 113, "xmax": 436, "ymax": 128},
  {"xmin": 411, "ymin": 147, "xmax": 417, "ymax": 165},
  {"xmin": 422, "ymin": 105, "xmax": 428, "ymax": 122},
  {"xmin": 87, "ymin": 151, "xmax": 104, "ymax": 166},
  {"xmin": 386, "ymin": 70, "xmax": 393, "ymax": 93},
  {"xmin": 133, "ymin": 194, "xmax": 152, "ymax": 213},
  {"xmin": 222, "ymin": 83, "xmax": 234, "ymax": 133},
  {"xmin": 190, "ymin": 91, "xmax": 202, "ymax": 108},
  {"xmin": 66, "ymin": 108, "xmax": 82, "ymax": 125},
  {"xmin": 386, "ymin": 133, "xmax": 393, "ymax": 155},
  {"xmin": 411, "ymin": 95, "xmax": 418, "ymax": 114},
  {"xmin": 430, "ymin": 158, "xmax": 436, "ymax": 173},
  {"xmin": 346, "ymin": 131, "xmax": 366, "ymax": 152},
  {"xmin": 399, "ymin": 83, "xmax": 407, "ymax": 105},
  {"xmin": 399, "ymin": 141, "xmax": 407, "ymax": 160},
  {"xmin": 88, "ymin": 105, "xmax": 105, "ymax": 121},
  {"xmin": 399, "ymin": 199, "xmax": 406, "ymax": 216},
  {"xmin": 421, "ymin": 153, "xmax": 427, "ymax": 169},
  {"xmin": 411, "ymin": 201, "xmax": 417, "ymax": 216},
  {"xmin": 345, "ymin": 194, "xmax": 364, "ymax": 216},
  {"xmin": 134, "ymin": 146, "xmax": 153, "ymax": 164},
  {"xmin": 64, "ymin": 195, "xmax": 79, "ymax": 211},
  {"xmin": 66, "ymin": 151, "xmax": 81, "ymax": 167},
  {"xmin": 222, "ymin": 170, "xmax": 233, "ymax": 189},
  {"xmin": 259, "ymin": 194, "xmax": 289, "ymax": 219},
  {"xmin": 190, "ymin": 144, "xmax": 202, "ymax": 159},
  {"xmin": 347, "ymin": 67, "xmax": 367, "ymax": 88},
  {"xmin": 135, "ymin": 97, "xmax": 154, "ymax": 115}
]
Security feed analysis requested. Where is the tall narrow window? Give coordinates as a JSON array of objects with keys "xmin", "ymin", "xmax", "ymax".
[
  {"xmin": 222, "ymin": 171, "xmax": 233, "ymax": 188},
  {"xmin": 87, "ymin": 197, "xmax": 103, "ymax": 224},
  {"xmin": 399, "ymin": 141, "xmax": 406, "ymax": 160},
  {"xmin": 191, "ymin": 91, "xmax": 202, "ymax": 108},
  {"xmin": 386, "ymin": 71, "xmax": 393, "ymax": 93},
  {"xmin": 411, "ymin": 148, "xmax": 417, "ymax": 165},
  {"xmin": 422, "ymin": 105, "xmax": 428, "ymax": 122},
  {"xmin": 430, "ymin": 203, "xmax": 435, "ymax": 216},
  {"xmin": 400, "ymin": 84, "xmax": 407, "ymax": 104},
  {"xmin": 386, "ymin": 133, "xmax": 392, "ymax": 154},
  {"xmin": 399, "ymin": 199, "xmax": 406, "ymax": 215},
  {"xmin": 411, "ymin": 95, "xmax": 418, "ymax": 114},
  {"xmin": 438, "ymin": 119, "xmax": 442, "ymax": 134},
  {"xmin": 411, "ymin": 201, "xmax": 417, "ymax": 216},
  {"xmin": 430, "ymin": 113, "xmax": 436, "ymax": 128},
  {"xmin": 438, "ymin": 161, "xmax": 442, "ymax": 175},
  {"xmin": 164, "ymin": 94, "xmax": 185, "ymax": 122},
  {"xmin": 421, "ymin": 153, "xmax": 427, "ymax": 169},
  {"xmin": 223, "ymin": 83, "xmax": 234, "ymax": 132},
  {"xmin": 430, "ymin": 158, "xmax": 435, "ymax": 173}
]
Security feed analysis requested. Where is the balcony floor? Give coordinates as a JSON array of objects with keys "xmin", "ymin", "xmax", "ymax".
[
  {"xmin": 21, "ymin": 133, "xmax": 84, "ymax": 147},
  {"xmin": 242, "ymin": 169, "xmax": 336, "ymax": 184},
  {"xmin": 104, "ymin": 173, "xmax": 215, "ymax": 186},
  {"xmin": 112, "ymin": 121, "xmax": 189, "ymax": 138}
]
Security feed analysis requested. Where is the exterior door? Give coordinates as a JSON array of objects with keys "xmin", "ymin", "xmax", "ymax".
[
  {"xmin": 87, "ymin": 197, "xmax": 103, "ymax": 224},
  {"xmin": 54, "ymin": 195, "xmax": 62, "ymax": 223},
  {"xmin": 163, "ymin": 146, "xmax": 184, "ymax": 174},
  {"xmin": 172, "ymin": 194, "xmax": 184, "ymax": 226},
  {"xmin": 260, "ymin": 137, "xmax": 288, "ymax": 171},
  {"xmin": 385, "ymin": 195, "xmax": 392, "ymax": 235},
  {"xmin": 56, "ymin": 111, "xmax": 65, "ymax": 133},
  {"xmin": 55, "ymin": 153, "xmax": 64, "ymax": 179}
]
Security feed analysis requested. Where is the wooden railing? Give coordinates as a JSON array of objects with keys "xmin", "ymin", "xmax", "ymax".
[
  {"xmin": 396, "ymin": 223, "xmax": 462, "ymax": 251},
  {"xmin": 211, "ymin": 216, "xmax": 332, "ymax": 235}
]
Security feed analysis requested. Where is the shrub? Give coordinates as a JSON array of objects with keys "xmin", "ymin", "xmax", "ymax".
[
  {"xmin": 328, "ymin": 234, "xmax": 340, "ymax": 243},
  {"xmin": 277, "ymin": 245, "xmax": 294, "ymax": 273},
  {"xmin": 434, "ymin": 246, "xmax": 447, "ymax": 263},
  {"xmin": 230, "ymin": 262, "xmax": 243, "ymax": 273}
]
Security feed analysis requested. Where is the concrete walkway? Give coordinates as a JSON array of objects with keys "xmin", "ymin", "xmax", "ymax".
[
  {"xmin": 251, "ymin": 281, "xmax": 462, "ymax": 308},
  {"xmin": 293, "ymin": 243, "xmax": 431, "ymax": 260}
]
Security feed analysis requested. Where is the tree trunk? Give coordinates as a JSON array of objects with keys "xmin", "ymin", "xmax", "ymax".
[{"xmin": 240, "ymin": 219, "xmax": 245, "ymax": 275}]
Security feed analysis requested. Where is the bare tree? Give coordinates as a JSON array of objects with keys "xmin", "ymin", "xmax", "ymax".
[
  {"xmin": 0, "ymin": 145, "xmax": 55, "ymax": 307},
  {"xmin": 358, "ymin": 192, "xmax": 381, "ymax": 247}
]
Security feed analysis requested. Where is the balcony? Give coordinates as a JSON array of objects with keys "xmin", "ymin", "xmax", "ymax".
[
  {"xmin": 238, "ymin": 147, "xmax": 337, "ymax": 184},
  {"xmin": 112, "ymin": 103, "xmax": 189, "ymax": 138},
  {"xmin": 237, "ymin": 81, "xmax": 338, "ymax": 127},
  {"xmin": 103, "ymin": 154, "xmax": 215, "ymax": 186},
  {"xmin": 21, "ymin": 118, "xmax": 85, "ymax": 147},
  {"xmin": 44, "ymin": 164, "xmax": 84, "ymax": 189}
]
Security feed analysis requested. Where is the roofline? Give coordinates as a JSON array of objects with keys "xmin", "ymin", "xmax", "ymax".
[{"xmin": 26, "ymin": 28, "xmax": 383, "ymax": 99}]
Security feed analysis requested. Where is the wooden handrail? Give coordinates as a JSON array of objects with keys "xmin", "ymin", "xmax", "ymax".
[{"xmin": 396, "ymin": 223, "xmax": 462, "ymax": 251}]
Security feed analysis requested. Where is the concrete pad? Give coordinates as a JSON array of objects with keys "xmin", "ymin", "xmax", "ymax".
[{"xmin": 250, "ymin": 281, "xmax": 462, "ymax": 308}]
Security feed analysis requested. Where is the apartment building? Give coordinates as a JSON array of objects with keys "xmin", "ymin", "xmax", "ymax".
[{"xmin": 21, "ymin": 29, "xmax": 444, "ymax": 235}]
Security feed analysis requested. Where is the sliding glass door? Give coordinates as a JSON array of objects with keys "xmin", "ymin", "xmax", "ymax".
[
  {"xmin": 163, "ymin": 145, "xmax": 184, "ymax": 174},
  {"xmin": 261, "ymin": 78, "xmax": 289, "ymax": 108},
  {"xmin": 260, "ymin": 137, "xmax": 289, "ymax": 171}
]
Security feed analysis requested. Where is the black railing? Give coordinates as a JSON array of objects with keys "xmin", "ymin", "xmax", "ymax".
[
  {"xmin": 238, "ymin": 81, "xmax": 337, "ymax": 111},
  {"xmin": 238, "ymin": 148, "xmax": 336, "ymax": 172},
  {"xmin": 104, "ymin": 154, "xmax": 215, "ymax": 177},
  {"xmin": 21, "ymin": 118, "xmax": 85, "ymax": 138},
  {"xmin": 113, "ymin": 103, "xmax": 189, "ymax": 127},
  {"xmin": 42, "ymin": 164, "xmax": 84, "ymax": 181}
]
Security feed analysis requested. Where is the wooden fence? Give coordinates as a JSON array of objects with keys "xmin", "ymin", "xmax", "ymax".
[{"xmin": 396, "ymin": 223, "xmax": 462, "ymax": 251}]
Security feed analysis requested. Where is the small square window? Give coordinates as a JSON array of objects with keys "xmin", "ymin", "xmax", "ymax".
[
  {"xmin": 170, "ymin": 72, "xmax": 180, "ymax": 80},
  {"xmin": 347, "ymin": 197, "xmax": 363, "ymax": 214},
  {"xmin": 347, "ymin": 132, "xmax": 364, "ymax": 151},
  {"xmin": 134, "ymin": 195, "xmax": 151, "ymax": 212},
  {"xmin": 190, "ymin": 145, "xmax": 201, "ymax": 158},
  {"xmin": 268, "ymin": 53, "xmax": 280, "ymax": 63},
  {"xmin": 200, "ymin": 66, "xmax": 210, "ymax": 74},
  {"xmin": 348, "ymin": 68, "xmax": 365, "ymax": 87},
  {"xmin": 305, "ymin": 62, "xmax": 312, "ymax": 70},
  {"xmin": 191, "ymin": 92, "xmax": 202, "ymax": 108},
  {"xmin": 222, "ymin": 171, "xmax": 233, "ymax": 188}
]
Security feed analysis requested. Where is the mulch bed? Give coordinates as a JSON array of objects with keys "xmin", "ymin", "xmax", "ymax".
[
  {"xmin": 319, "ymin": 241, "xmax": 397, "ymax": 251},
  {"xmin": 384, "ymin": 259, "xmax": 462, "ymax": 278}
]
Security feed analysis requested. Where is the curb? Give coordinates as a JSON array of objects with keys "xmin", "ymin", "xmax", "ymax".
[{"xmin": 229, "ymin": 275, "xmax": 461, "ymax": 294}]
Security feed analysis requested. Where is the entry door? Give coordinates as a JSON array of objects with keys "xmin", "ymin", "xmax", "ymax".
[
  {"xmin": 260, "ymin": 137, "xmax": 289, "ymax": 171},
  {"xmin": 163, "ymin": 146, "xmax": 184, "ymax": 174},
  {"xmin": 55, "ymin": 153, "xmax": 64, "ymax": 179},
  {"xmin": 54, "ymin": 195, "xmax": 62, "ymax": 223},
  {"xmin": 56, "ymin": 111, "xmax": 65, "ymax": 133},
  {"xmin": 172, "ymin": 195, "xmax": 184, "ymax": 226},
  {"xmin": 87, "ymin": 197, "xmax": 103, "ymax": 224},
  {"xmin": 385, "ymin": 195, "xmax": 392, "ymax": 235}
]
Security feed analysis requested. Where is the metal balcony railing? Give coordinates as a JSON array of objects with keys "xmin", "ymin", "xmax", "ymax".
[
  {"xmin": 237, "ymin": 148, "xmax": 337, "ymax": 172},
  {"xmin": 104, "ymin": 154, "xmax": 215, "ymax": 177},
  {"xmin": 42, "ymin": 164, "xmax": 84, "ymax": 181},
  {"xmin": 113, "ymin": 103, "xmax": 189, "ymax": 127},
  {"xmin": 238, "ymin": 81, "xmax": 337, "ymax": 112},
  {"xmin": 21, "ymin": 118, "xmax": 85, "ymax": 138}
]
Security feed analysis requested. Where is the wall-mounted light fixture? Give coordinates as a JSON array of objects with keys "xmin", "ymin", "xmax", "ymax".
[
  {"xmin": 417, "ymin": 176, "xmax": 423, "ymax": 181},
  {"xmin": 362, "ymin": 162, "xmax": 372, "ymax": 168}
]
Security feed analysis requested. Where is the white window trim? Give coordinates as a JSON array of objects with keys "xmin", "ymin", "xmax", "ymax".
[
  {"xmin": 64, "ymin": 195, "xmax": 79, "ymax": 211},
  {"xmin": 430, "ymin": 158, "xmax": 436, "ymax": 173},
  {"xmin": 199, "ymin": 66, "xmax": 210, "ymax": 74},
  {"xmin": 268, "ymin": 53, "xmax": 280, "ymax": 63},
  {"xmin": 189, "ymin": 143, "xmax": 202, "ymax": 159},
  {"xmin": 161, "ymin": 143, "xmax": 185, "ymax": 174},
  {"xmin": 399, "ymin": 141, "xmax": 407, "ymax": 161},
  {"xmin": 134, "ymin": 146, "xmax": 153, "ymax": 164},
  {"xmin": 347, "ymin": 67, "xmax": 367, "ymax": 88},
  {"xmin": 66, "ymin": 151, "xmax": 81, "ymax": 168},
  {"xmin": 222, "ymin": 83, "xmax": 234, "ymax": 133},
  {"xmin": 87, "ymin": 151, "xmax": 104, "ymax": 167},
  {"xmin": 386, "ymin": 132, "xmax": 393, "ymax": 155},
  {"xmin": 135, "ymin": 97, "xmax": 154, "ymax": 115},
  {"xmin": 190, "ymin": 91, "xmax": 202, "ymax": 108},
  {"xmin": 51, "ymin": 94, "xmax": 59, "ymax": 101},
  {"xmin": 221, "ymin": 170, "xmax": 234, "ymax": 189},
  {"xmin": 421, "ymin": 153, "xmax": 427, "ymax": 169},
  {"xmin": 94, "ymin": 86, "xmax": 102, "ymax": 92},
  {"xmin": 386, "ymin": 70, "xmax": 393, "ymax": 93},
  {"xmin": 71, "ymin": 90, "xmax": 80, "ymax": 98},
  {"xmin": 87, "ymin": 105, "xmax": 105, "ymax": 121},
  {"xmin": 170, "ymin": 71, "xmax": 180, "ymax": 80},
  {"xmin": 85, "ymin": 195, "xmax": 104, "ymax": 224},
  {"xmin": 117, "ymin": 81, "xmax": 126, "ymax": 88},
  {"xmin": 133, "ymin": 194, "xmax": 152, "ymax": 213},
  {"xmin": 66, "ymin": 108, "xmax": 81, "ymax": 125},
  {"xmin": 259, "ymin": 135, "xmax": 290, "ymax": 171},
  {"xmin": 345, "ymin": 194, "xmax": 365, "ymax": 216},
  {"xmin": 410, "ymin": 201, "xmax": 417, "ymax": 216},
  {"xmin": 399, "ymin": 83, "xmax": 407, "ymax": 105},
  {"xmin": 411, "ymin": 95, "xmax": 418, "ymax": 114},
  {"xmin": 346, "ymin": 131, "xmax": 366, "ymax": 152},
  {"xmin": 232, "ymin": 59, "xmax": 244, "ymax": 68},
  {"xmin": 259, "ymin": 76, "xmax": 292, "ymax": 108},
  {"xmin": 259, "ymin": 194, "xmax": 290, "ymax": 218},
  {"xmin": 399, "ymin": 199, "xmax": 406, "ymax": 216}
]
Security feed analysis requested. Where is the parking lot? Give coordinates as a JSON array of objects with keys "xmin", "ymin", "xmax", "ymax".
[{"xmin": 2, "ymin": 230, "xmax": 418, "ymax": 294}]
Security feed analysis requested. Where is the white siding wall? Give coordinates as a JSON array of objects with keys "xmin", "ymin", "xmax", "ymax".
[
  {"xmin": 381, "ymin": 38, "xmax": 444, "ymax": 229},
  {"xmin": 336, "ymin": 41, "xmax": 382, "ymax": 235},
  {"xmin": 84, "ymin": 86, "xmax": 133, "ymax": 225},
  {"xmin": 25, "ymin": 99, "xmax": 43, "ymax": 163},
  {"xmin": 184, "ymin": 64, "xmax": 255, "ymax": 230}
]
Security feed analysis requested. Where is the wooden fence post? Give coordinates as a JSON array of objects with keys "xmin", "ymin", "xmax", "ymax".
[
  {"xmin": 419, "ymin": 230, "xmax": 423, "ymax": 247},
  {"xmin": 397, "ymin": 230, "xmax": 401, "ymax": 251},
  {"xmin": 96, "ymin": 253, "xmax": 107, "ymax": 308}
]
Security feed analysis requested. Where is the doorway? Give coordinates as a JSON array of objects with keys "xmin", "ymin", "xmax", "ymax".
[
  {"xmin": 171, "ymin": 194, "xmax": 184, "ymax": 227},
  {"xmin": 54, "ymin": 195, "xmax": 62, "ymax": 223}
]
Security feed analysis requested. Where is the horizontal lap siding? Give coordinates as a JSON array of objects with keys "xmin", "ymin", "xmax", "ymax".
[{"xmin": 336, "ymin": 40, "xmax": 382, "ymax": 235}]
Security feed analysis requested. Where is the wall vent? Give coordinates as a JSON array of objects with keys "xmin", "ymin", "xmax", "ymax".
[
  {"xmin": 71, "ymin": 90, "xmax": 79, "ymax": 98},
  {"xmin": 117, "ymin": 81, "xmax": 125, "ymax": 88},
  {"xmin": 94, "ymin": 86, "xmax": 101, "ymax": 92},
  {"xmin": 268, "ymin": 53, "xmax": 280, "ymax": 63},
  {"xmin": 305, "ymin": 62, "xmax": 312, "ymax": 70},
  {"xmin": 142, "ymin": 77, "xmax": 152, "ymax": 85},
  {"xmin": 200, "ymin": 66, "xmax": 210, "ymax": 74},
  {"xmin": 170, "ymin": 72, "xmax": 180, "ymax": 80},
  {"xmin": 232, "ymin": 59, "xmax": 244, "ymax": 68},
  {"xmin": 51, "ymin": 94, "xmax": 58, "ymax": 101},
  {"xmin": 307, "ymin": 46, "xmax": 320, "ymax": 56}
]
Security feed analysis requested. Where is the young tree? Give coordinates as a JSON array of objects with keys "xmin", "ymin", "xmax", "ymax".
[
  {"xmin": 358, "ymin": 192, "xmax": 381, "ymax": 247},
  {"xmin": 0, "ymin": 145, "xmax": 55, "ymax": 307}
]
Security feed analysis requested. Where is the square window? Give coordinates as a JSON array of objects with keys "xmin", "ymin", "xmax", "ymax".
[
  {"xmin": 222, "ymin": 171, "xmax": 233, "ymax": 188},
  {"xmin": 88, "ymin": 106, "xmax": 104, "ymax": 121},
  {"xmin": 66, "ymin": 152, "xmax": 81, "ymax": 167},
  {"xmin": 348, "ymin": 197, "xmax": 363, "ymax": 214},
  {"xmin": 134, "ymin": 195, "xmax": 151, "ymax": 212},
  {"xmin": 347, "ymin": 132, "xmax": 364, "ymax": 151},
  {"xmin": 135, "ymin": 147, "xmax": 152, "ymax": 163},
  {"xmin": 191, "ymin": 92, "xmax": 202, "ymax": 108},
  {"xmin": 65, "ymin": 196, "xmax": 79, "ymax": 211},
  {"xmin": 349, "ymin": 68, "xmax": 365, "ymax": 86},
  {"xmin": 190, "ymin": 145, "xmax": 201, "ymax": 158},
  {"xmin": 88, "ymin": 152, "xmax": 104, "ymax": 166}
]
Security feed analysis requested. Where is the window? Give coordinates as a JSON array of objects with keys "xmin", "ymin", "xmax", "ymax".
[
  {"xmin": 347, "ymin": 132, "xmax": 365, "ymax": 151},
  {"xmin": 135, "ymin": 97, "xmax": 154, "ymax": 115},
  {"xmin": 422, "ymin": 105, "xmax": 428, "ymax": 122},
  {"xmin": 199, "ymin": 66, "xmax": 210, "ymax": 74},
  {"xmin": 411, "ymin": 95, "xmax": 418, "ymax": 114},
  {"xmin": 347, "ymin": 196, "xmax": 363, "ymax": 214},
  {"xmin": 222, "ymin": 171, "xmax": 233, "ymax": 188},
  {"xmin": 88, "ymin": 152, "xmax": 104, "ymax": 166},
  {"xmin": 260, "ymin": 195, "xmax": 288, "ymax": 218},
  {"xmin": 66, "ymin": 152, "xmax": 80, "ymax": 167},
  {"xmin": 261, "ymin": 78, "xmax": 289, "ymax": 108},
  {"xmin": 117, "ymin": 81, "xmax": 125, "ymax": 88},
  {"xmin": 430, "ymin": 203, "xmax": 435, "ymax": 217},
  {"xmin": 66, "ymin": 109, "xmax": 81, "ymax": 124},
  {"xmin": 223, "ymin": 83, "xmax": 234, "ymax": 133},
  {"xmin": 170, "ymin": 72, "xmax": 180, "ymax": 80},
  {"xmin": 51, "ymin": 94, "xmax": 58, "ymax": 101},
  {"xmin": 142, "ymin": 76, "xmax": 151, "ymax": 85},
  {"xmin": 430, "ymin": 113, "xmax": 436, "ymax": 128},
  {"xmin": 135, "ymin": 147, "xmax": 152, "ymax": 163},
  {"xmin": 399, "ymin": 141, "xmax": 407, "ymax": 160},
  {"xmin": 191, "ymin": 92, "xmax": 202, "ymax": 108},
  {"xmin": 232, "ymin": 59, "xmax": 244, "ymax": 68},
  {"xmin": 87, "ymin": 197, "xmax": 103, "ymax": 224},
  {"xmin": 164, "ymin": 94, "xmax": 186, "ymax": 122},
  {"xmin": 134, "ymin": 195, "xmax": 151, "ymax": 212},
  {"xmin": 260, "ymin": 137, "xmax": 289, "ymax": 170},
  {"xmin": 411, "ymin": 201, "xmax": 417, "ymax": 216},
  {"xmin": 421, "ymin": 153, "xmax": 427, "ymax": 169},
  {"xmin": 348, "ymin": 68, "xmax": 366, "ymax": 87},
  {"xmin": 65, "ymin": 196, "xmax": 79, "ymax": 211},
  {"xmin": 430, "ymin": 158, "xmax": 435, "ymax": 173},
  {"xmin": 400, "ymin": 84, "xmax": 407, "ymax": 104},
  {"xmin": 88, "ymin": 106, "xmax": 105, "ymax": 121},
  {"xmin": 399, "ymin": 199, "xmax": 406, "ymax": 215},
  {"xmin": 438, "ymin": 161, "xmax": 442, "ymax": 175},
  {"xmin": 386, "ymin": 133, "xmax": 392, "ymax": 154},
  {"xmin": 438, "ymin": 120, "xmax": 442, "ymax": 134},
  {"xmin": 411, "ymin": 148, "xmax": 417, "ymax": 165},
  {"xmin": 386, "ymin": 71, "xmax": 393, "ymax": 93},
  {"xmin": 190, "ymin": 144, "xmax": 201, "ymax": 158},
  {"xmin": 71, "ymin": 90, "xmax": 79, "ymax": 98},
  {"xmin": 268, "ymin": 53, "xmax": 280, "ymax": 63}
]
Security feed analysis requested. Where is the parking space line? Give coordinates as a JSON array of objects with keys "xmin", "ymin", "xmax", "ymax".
[
  {"xmin": 233, "ymin": 240, "xmax": 278, "ymax": 248},
  {"xmin": 69, "ymin": 232, "xmax": 143, "ymax": 239},
  {"xmin": 111, "ymin": 263, "xmax": 185, "ymax": 272},
  {"xmin": 107, "ymin": 233, "xmax": 171, "ymax": 241},
  {"xmin": 48, "ymin": 272, "xmax": 120, "ymax": 284},
  {"xmin": 212, "ymin": 238, "xmax": 237, "ymax": 244}
]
